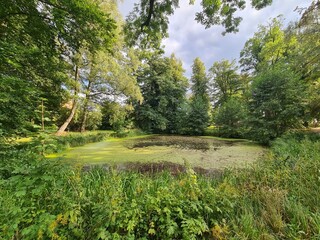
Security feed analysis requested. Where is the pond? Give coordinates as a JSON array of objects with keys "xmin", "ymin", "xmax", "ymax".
[{"xmin": 50, "ymin": 135, "xmax": 266, "ymax": 174}]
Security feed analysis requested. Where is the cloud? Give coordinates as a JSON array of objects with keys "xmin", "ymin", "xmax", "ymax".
[
  {"xmin": 118, "ymin": 1, "xmax": 136, "ymax": 17},
  {"xmin": 119, "ymin": 0, "xmax": 311, "ymax": 78}
]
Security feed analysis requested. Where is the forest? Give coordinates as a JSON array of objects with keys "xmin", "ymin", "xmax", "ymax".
[{"xmin": 0, "ymin": 0, "xmax": 320, "ymax": 239}]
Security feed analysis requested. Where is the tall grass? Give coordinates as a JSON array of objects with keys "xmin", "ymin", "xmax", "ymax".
[{"xmin": 0, "ymin": 132, "xmax": 319, "ymax": 239}]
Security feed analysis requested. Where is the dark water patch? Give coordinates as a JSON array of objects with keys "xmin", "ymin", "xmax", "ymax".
[
  {"xmin": 126, "ymin": 136, "xmax": 216, "ymax": 152},
  {"xmin": 82, "ymin": 161, "xmax": 223, "ymax": 178}
]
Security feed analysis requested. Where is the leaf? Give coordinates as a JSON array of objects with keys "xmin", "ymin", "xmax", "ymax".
[
  {"xmin": 148, "ymin": 228, "xmax": 156, "ymax": 235},
  {"xmin": 15, "ymin": 190, "xmax": 26, "ymax": 197}
]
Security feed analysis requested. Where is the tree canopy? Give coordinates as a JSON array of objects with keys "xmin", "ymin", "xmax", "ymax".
[
  {"xmin": 133, "ymin": 54, "xmax": 188, "ymax": 133},
  {"xmin": 0, "ymin": 0, "xmax": 117, "ymax": 135},
  {"xmin": 0, "ymin": 0, "xmax": 319, "ymax": 142},
  {"xmin": 247, "ymin": 63, "xmax": 306, "ymax": 144},
  {"xmin": 187, "ymin": 57, "xmax": 210, "ymax": 135},
  {"xmin": 124, "ymin": 0, "xmax": 273, "ymax": 48}
]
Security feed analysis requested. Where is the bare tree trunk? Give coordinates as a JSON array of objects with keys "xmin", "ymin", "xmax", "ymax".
[
  {"xmin": 56, "ymin": 99, "xmax": 78, "ymax": 136},
  {"xmin": 56, "ymin": 65, "xmax": 79, "ymax": 136}
]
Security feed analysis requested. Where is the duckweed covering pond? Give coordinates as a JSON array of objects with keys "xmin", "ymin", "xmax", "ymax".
[{"xmin": 50, "ymin": 135, "xmax": 265, "ymax": 170}]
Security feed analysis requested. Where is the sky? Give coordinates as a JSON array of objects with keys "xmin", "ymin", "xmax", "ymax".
[{"xmin": 119, "ymin": 0, "xmax": 311, "ymax": 77}]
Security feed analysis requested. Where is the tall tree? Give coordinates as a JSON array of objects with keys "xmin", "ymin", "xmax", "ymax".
[
  {"xmin": 293, "ymin": 1, "xmax": 320, "ymax": 124},
  {"xmin": 0, "ymin": 77, "xmax": 38, "ymax": 135},
  {"xmin": 56, "ymin": 0, "xmax": 119, "ymax": 134},
  {"xmin": 208, "ymin": 60, "xmax": 249, "ymax": 137},
  {"xmin": 208, "ymin": 59, "xmax": 240, "ymax": 107},
  {"xmin": 187, "ymin": 57, "xmax": 210, "ymax": 135},
  {"xmin": 56, "ymin": 64, "xmax": 80, "ymax": 135},
  {"xmin": 134, "ymin": 54, "xmax": 188, "ymax": 133},
  {"xmin": 247, "ymin": 63, "xmax": 305, "ymax": 144},
  {"xmin": 76, "ymin": 48, "xmax": 143, "ymax": 132},
  {"xmin": 214, "ymin": 97, "xmax": 248, "ymax": 138},
  {"xmin": 0, "ymin": 0, "xmax": 116, "ymax": 136},
  {"xmin": 100, "ymin": 101, "xmax": 133, "ymax": 132},
  {"xmin": 240, "ymin": 17, "xmax": 297, "ymax": 73}
]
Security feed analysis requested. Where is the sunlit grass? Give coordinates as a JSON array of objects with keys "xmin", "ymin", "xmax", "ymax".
[{"xmin": 15, "ymin": 137, "xmax": 33, "ymax": 143}]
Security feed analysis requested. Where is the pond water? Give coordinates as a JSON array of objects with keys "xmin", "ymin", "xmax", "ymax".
[
  {"xmin": 51, "ymin": 135, "xmax": 266, "ymax": 173},
  {"xmin": 125, "ymin": 135, "xmax": 244, "ymax": 151}
]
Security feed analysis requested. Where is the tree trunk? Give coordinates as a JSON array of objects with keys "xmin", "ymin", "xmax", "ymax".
[
  {"xmin": 56, "ymin": 99, "xmax": 78, "ymax": 136},
  {"xmin": 56, "ymin": 65, "xmax": 79, "ymax": 136},
  {"xmin": 80, "ymin": 80, "xmax": 92, "ymax": 133},
  {"xmin": 41, "ymin": 99, "xmax": 45, "ymax": 131},
  {"xmin": 80, "ymin": 103, "xmax": 88, "ymax": 133}
]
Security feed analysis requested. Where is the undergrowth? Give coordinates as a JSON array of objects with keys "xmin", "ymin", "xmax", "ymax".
[
  {"xmin": 0, "ymin": 132, "xmax": 319, "ymax": 239},
  {"xmin": 14, "ymin": 132, "xmax": 108, "ymax": 155}
]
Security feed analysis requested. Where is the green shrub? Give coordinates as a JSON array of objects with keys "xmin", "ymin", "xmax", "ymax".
[
  {"xmin": 30, "ymin": 132, "xmax": 108, "ymax": 154},
  {"xmin": 247, "ymin": 64, "xmax": 306, "ymax": 145},
  {"xmin": 213, "ymin": 97, "xmax": 248, "ymax": 138}
]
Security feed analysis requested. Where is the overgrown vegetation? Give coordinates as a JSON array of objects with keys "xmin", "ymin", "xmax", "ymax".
[
  {"xmin": 1, "ymin": 0, "xmax": 319, "ymax": 239},
  {"xmin": 14, "ymin": 132, "xmax": 108, "ymax": 156},
  {"xmin": 1, "ymin": 133, "xmax": 319, "ymax": 239},
  {"xmin": 1, "ymin": 1, "xmax": 319, "ymax": 143}
]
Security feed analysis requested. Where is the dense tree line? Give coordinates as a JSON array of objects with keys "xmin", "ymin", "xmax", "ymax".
[
  {"xmin": 0, "ymin": 0, "xmax": 319, "ymax": 145},
  {"xmin": 208, "ymin": 9, "xmax": 319, "ymax": 143},
  {"xmin": 0, "ymin": 0, "xmax": 142, "ymax": 136}
]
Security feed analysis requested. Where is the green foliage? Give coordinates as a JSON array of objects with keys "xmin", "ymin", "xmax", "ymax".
[
  {"xmin": 247, "ymin": 64, "xmax": 306, "ymax": 144},
  {"xmin": 66, "ymin": 101, "xmax": 103, "ymax": 132},
  {"xmin": 50, "ymin": 132, "xmax": 107, "ymax": 152},
  {"xmin": 1, "ymin": 132, "xmax": 320, "ymax": 238},
  {"xmin": 0, "ymin": 0, "xmax": 116, "ymax": 54},
  {"xmin": 25, "ymin": 132, "xmax": 109, "ymax": 155},
  {"xmin": 75, "ymin": 45, "xmax": 142, "ymax": 132},
  {"xmin": 191, "ymin": 58, "xmax": 208, "ymax": 96},
  {"xmin": 0, "ymin": 149, "xmax": 80, "ymax": 239},
  {"xmin": 223, "ymin": 133, "xmax": 320, "ymax": 238},
  {"xmin": 293, "ymin": 1, "xmax": 320, "ymax": 84},
  {"xmin": 0, "ymin": 76, "xmax": 38, "ymax": 135},
  {"xmin": 110, "ymin": 128, "xmax": 147, "ymax": 138},
  {"xmin": 125, "ymin": 0, "xmax": 273, "ymax": 49},
  {"xmin": 187, "ymin": 58, "xmax": 210, "ymax": 135},
  {"xmin": 214, "ymin": 97, "xmax": 248, "ymax": 138},
  {"xmin": 208, "ymin": 59, "xmax": 241, "ymax": 106},
  {"xmin": 0, "ymin": 148, "xmax": 232, "ymax": 239},
  {"xmin": 237, "ymin": 5, "xmax": 319, "ymax": 131},
  {"xmin": 187, "ymin": 96, "xmax": 210, "ymax": 136},
  {"xmin": 101, "ymin": 101, "xmax": 131, "ymax": 132},
  {"xmin": 134, "ymin": 54, "xmax": 188, "ymax": 133},
  {"xmin": 0, "ymin": 0, "xmax": 117, "ymax": 137},
  {"xmin": 291, "ymin": 2, "xmax": 320, "ymax": 123},
  {"xmin": 240, "ymin": 17, "xmax": 297, "ymax": 73}
]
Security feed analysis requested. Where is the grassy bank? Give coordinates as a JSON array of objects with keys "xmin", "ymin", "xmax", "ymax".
[
  {"xmin": 0, "ymin": 133, "xmax": 319, "ymax": 239},
  {"xmin": 12, "ymin": 131, "xmax": 109, "ymax": 155}
]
